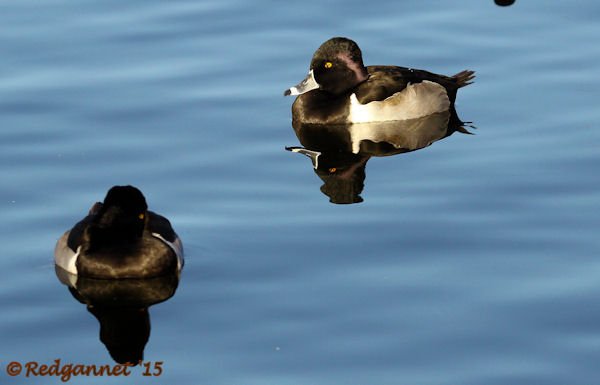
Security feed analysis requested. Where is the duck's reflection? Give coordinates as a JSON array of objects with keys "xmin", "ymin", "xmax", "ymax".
[
  {"xmin": 55, "ymin": 266, "xmax": 180, "ymax": 365},
  {"xmin": 287, "ymin": 108, "xmax": 472, "ymax": 204}
]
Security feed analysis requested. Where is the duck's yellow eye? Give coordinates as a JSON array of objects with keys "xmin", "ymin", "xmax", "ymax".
[
  {"xmin": 324, "ymin": 61, "xmax": 333, "ymax": 69},
  {"xmin": 138, "ymin": 213, "xmax": 145, "ymax": 220},
  {"xmin": 329, "ymin": 167, "xmax": 337, "ymax": 173}
]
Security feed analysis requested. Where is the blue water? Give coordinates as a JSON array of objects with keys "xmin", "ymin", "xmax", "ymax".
[{"xmin": 2, "ymin": 1, "xmax": 600, "ymax": 384}]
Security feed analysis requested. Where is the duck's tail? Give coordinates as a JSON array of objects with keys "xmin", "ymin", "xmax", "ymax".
[{"xmin": 452, "ymin": 70, "xmax": 475, "ymax": 88}]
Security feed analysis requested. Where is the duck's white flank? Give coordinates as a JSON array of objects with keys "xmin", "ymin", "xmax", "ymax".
[
  {"xmin": 348, "ymin": 80, "xmax": 450, "ymax": 123},
  {"xmin": 54, "ymin": 232, "xmax": 79, "ymax": 274},
  {"xmin": 151, "ymin": 233, "xmax": 184, "ymax": 270}
]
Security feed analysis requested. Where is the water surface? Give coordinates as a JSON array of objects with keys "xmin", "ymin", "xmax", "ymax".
[{"xmin": 1, "ymin": 1, "xmax": 600, "ymax": 384}]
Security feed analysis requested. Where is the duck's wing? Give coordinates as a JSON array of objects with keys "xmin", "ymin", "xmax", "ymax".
[
  {"xmin": 56, "ymin": 206, "xmax": 99, "ymax": 274},
  {"xmin": 148, "ymin": 211, "xmax": 184, "ymax": 269},
  {"xmin": 56, "ymin": 214, "xmax": 93, "ymax": 274},
  {"xmin": 147, "ymin": 211, "xmax": 178, "ymax": 242},
  {"xmin": 88, "ymin": 201, "xmax": 103, "ymax": 215},
  {"xmin": 65, "ymin": 215, "xmax": 94, "ymax": 251},
  {"xmin": 356, "ymin": 66, "xmax": 474, "ymax": 104},
  {"xmin": 60, "ymin": 201, "xmax": 102, "ymax": 252}
]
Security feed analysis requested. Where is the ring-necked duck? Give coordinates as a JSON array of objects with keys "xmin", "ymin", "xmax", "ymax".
[
  {"xmin": 54, "ymin": 185, "xmax": 183, "ymax": 279},
  {"xmin": 284, "ymin": 37, "xmax": 474, "ymax": 124}
]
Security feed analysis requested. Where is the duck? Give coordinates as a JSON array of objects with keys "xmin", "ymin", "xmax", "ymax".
[
  {"xmin": 284, "ymin": 37, "xmax": 474, "ymax": 125},
  {"xmin": 54, "ymin": 185, "xmax": 183, "ymax": 279}
]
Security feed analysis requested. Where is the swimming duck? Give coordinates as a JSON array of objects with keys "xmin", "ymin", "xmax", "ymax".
[
  {"xmin": 284, "ymin": 37, "xmax": 474, "ymax": 124},
  {"xmin": 54, "ymin": 185, "xmax": 183, "ymax": 279}
]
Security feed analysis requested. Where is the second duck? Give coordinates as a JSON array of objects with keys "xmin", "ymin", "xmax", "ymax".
[{"xmin": 284, "ymin": 37, "xmax": 474, "ymax": 125}]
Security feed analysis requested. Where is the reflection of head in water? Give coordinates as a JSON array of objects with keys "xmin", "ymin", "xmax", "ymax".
[
  {"xmin": 314, "ymin": 152, "xmax": 370, "ymax": 204},
  {"xmin": 494, "ymin": 0, "xmax": 515, "ymax": 6},
  {"xmin": 87, "ymin": 305, "xmax": 150, "ymax": 365}
]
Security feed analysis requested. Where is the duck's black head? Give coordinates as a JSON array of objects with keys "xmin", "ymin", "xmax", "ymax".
[
  {"xmin": 85, "ymin": 186, "xmax": 148, "ymax": 249},
  {"xmin": 102, "ymin": 185, "xmax": 147, "ymax": 215},
  {"xmin": 285, "ymin": 37, "xmax": 369, "ymax": 96}
]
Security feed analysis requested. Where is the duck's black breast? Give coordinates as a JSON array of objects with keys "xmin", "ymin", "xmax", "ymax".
[
  {"xmin": 76, "ymin": 235, "xmax": 177, "ymax": 279},
  {"xmin": 292, "ymin": 89, "xmax": 352, "ymax": 125}
]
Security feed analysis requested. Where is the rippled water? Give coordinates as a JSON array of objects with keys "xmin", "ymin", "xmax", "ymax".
[{"xmin": 2, "ymin": 1, "xmax": 600, "ymax": 384}]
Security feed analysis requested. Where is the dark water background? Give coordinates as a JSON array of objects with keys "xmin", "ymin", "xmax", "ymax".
[{"xmin": 1, "ymin": 1, "xmax": 600, "ymax": 384}]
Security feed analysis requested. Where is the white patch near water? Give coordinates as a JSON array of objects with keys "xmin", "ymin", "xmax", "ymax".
[{"xmin": 348, "ymin": 80, "xmax": 450, "ymax": 123}]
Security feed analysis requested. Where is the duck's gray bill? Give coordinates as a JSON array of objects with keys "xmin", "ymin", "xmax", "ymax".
[{"xmin": 284, "ymin": 70, "xmax": 320, "ymax": 96}]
